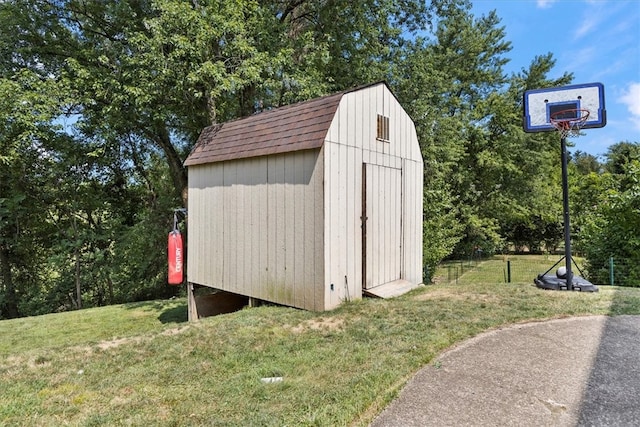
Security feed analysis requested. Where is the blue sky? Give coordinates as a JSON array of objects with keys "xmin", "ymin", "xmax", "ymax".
[{"xmin": 471, "ymin": 0, "xmax": 640, "ymax": 158}]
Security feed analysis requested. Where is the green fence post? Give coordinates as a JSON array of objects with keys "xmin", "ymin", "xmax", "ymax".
[
  {"xmin": 610, "ymin": 256, "xmax": 614, "ymax": 286},
  {"xmin": 507, "ymin": 260, "xmax": 512, "ymax": 283}
]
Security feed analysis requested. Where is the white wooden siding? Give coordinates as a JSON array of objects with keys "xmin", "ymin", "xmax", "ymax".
[
  {"xmin": 187, "ymin": 149, "xmax": 325, "ymax": 311},
  {"xmin": 323, "ymin": 83, "xmax": 423, "ymax": 310},
  {"xmin": 188, "ymin": 82, "xmax": 422, "ymax": 312}
]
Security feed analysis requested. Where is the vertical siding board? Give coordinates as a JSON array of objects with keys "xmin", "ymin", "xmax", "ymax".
[
  {"xmin": 323, "ymin": 143, "xmax": 334, "ymax": 310},
  {"xmin": 408, "ymin": 161, "xmax": 416, "ymax": 283},
  {"xmin": 338, "ymin": 99, "xmax": 348, "ymax": 145},
  {"xmin": 346, "ymin": 145, "xmax": 356, "ymax": 299},
  {"xmin": 398, "ymin": 101, "xmax": 405, "ymax": 159},
  {"xmin": 205, "ymin": 165, "xmax": 223, "ymax": 287},
  {"xmin": 265, "ymin": 158, "xmax": 277, "ymax": 300},
  {"xmin": 194, "ymin": 168, "xmax": 206, "ymax": 284},
  {"xmin": 374, "ymin": 164, "xmax": 382, "ymax": 286},
  {"xmin": 396, "ymin": 166, "xmax": 403, "ymax": 280},
  {"xmin": 414, "ymin": 161, "xmax": 421, "ymax": 282},
  {"xmin": 354, "ymin": 148, "xmax": 363, "ymax": 296},
  {"xmin": 387, "ymin": 166, "xmax": 394, "ymax": 283},
  {"xmin": 405, "ymin": 160, "xmax": 422, "ymax": 284},
  {"xmin": 344, "ymin": 144, "xmax": 355, "ymax": 300},
  {"xmin": 388, "ymin": 93, "xmax": 396, "ymax": 158},
  {"xmin": 186, "ymin": 174, "xmax": 198, "ymax": 280},
  {"xmin": 324, "ymin": 141, "xmax": 347, "ymax": 310},
  {"xmin": 367, "ymin": 164, "xmax": 374, "ymax": 288},
  {"xmin": 403, "ymin": 113, "xmax": 410, "ymax": 161},
  {"xmin": 355, "ymin": 91, "xmax": 364, "ymax": 151},
  {"xmin": 193, "ymin": 173, "xmax": 204, "ymax": 282},
  {"xmin": 292, "ymin": 152, "xmax": 304, "ymax": 308},
  {"xmin": 249, "ymin": 159, "xmax": 261, "ymax": 291},
  {"xmin": 275, "ymin": 155, "xmax": 287, "ymax": 303},
  {"xmin": 314, "ymin": 146, "xmax": 325, "ymax": 311},
  {"xmin": 364, "ymin": 164, "xmax": 372, "ymax": 289},
  {"xmin": 337, "ymin": 143, "xmax": 344, "ymax": 306},
  {"xmin": 416, "ymin": 161, "xmax": 423, "ymax": 283},
  {"xmin": 186, "ymin": 175, "xmax": 197, "ymax": 280},
  {"xmin": 403, "ymin": 160, "xmax": 412, "ymax": 281},
  {"xmin": 303, "ymin": 151, "xmax": 315, "ymax": 310},
  {"xmin": 363, "ymin": 149, "xmax": 371, "ymax": 165},
  {"xmin": 375, "ymin": 164, "xmax": 383, "ymax": 284},
  {"xmin": 322, "ymin": 144, "xmax": 330, "ymax": 309},
  {"xmin": 387, "ymin": 166, "xmax": 394, "ymax": 282},
  {"xmin": 236, "ymin": 161, "xmax": 248, "ymax": 295},
  {"xmin": 301, "ymin": 151, "xmax": 317, "ymax": 310},
  {"xmin": 385, "ymin": 166, "xmax": 392, "ymax": 282},
  {"xmin": 414, "ymin": 160, "xmax": 424, "ymax": 283},
  {"xmin": 223, "ymin": 162, "xmax": 238, "ymax": 290},
  {"xmin": 256, "ymin": 157, "xmax": 270, "ymax": 296},
  {"xmin": 361, "ymin": 91, "xmax": 372, "ymax": 152},
  {"xmin": 327, "ymin": 108, "xmax": 339, "ymax": 144},
  {"xmin": 284, "ymin": 154, "xmax": 296, "ymax": 306},
  {"xmin": 335, "ymin": 143, "xmax": 349, "ymax": 307},
  {"xmin": 379, "ymin": 165, "xmax": 386, "ymax": 284},
  {"xmin": 347, "ymin": 94, "xmax": 356, "ymax": 148}
]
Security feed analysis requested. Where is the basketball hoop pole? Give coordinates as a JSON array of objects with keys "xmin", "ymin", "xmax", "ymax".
[
  {"xmin": 560, "ymin": 135, "xmax": 573, "ymax": 290},
  {"xmin": 524, "ymin": 82, "xmax": 605, "ymax": 292}
]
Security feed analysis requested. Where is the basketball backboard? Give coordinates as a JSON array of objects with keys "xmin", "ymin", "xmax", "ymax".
[{"xmin": 523, "ymin": 82, "xmax": 606, "ymax": 133}]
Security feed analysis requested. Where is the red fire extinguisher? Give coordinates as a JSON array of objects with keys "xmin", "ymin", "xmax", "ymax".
[{"xmin": 168, "ymin": 210, "xmax": 185, "ymax": 285}]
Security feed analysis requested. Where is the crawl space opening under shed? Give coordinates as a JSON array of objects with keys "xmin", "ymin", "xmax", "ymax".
[{"xmin": 184, "ymin": 82, "xmax": 423, "ymax": 317}]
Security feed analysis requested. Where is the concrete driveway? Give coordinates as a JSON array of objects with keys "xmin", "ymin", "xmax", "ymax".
[{"xmin": 371, "ymin": 315, "xmax": 640, "ymax": 426}]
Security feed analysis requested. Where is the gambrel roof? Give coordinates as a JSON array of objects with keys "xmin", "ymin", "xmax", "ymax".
[
  {"xmin": 184, "ymin": 82, "xmax": 396, "ymax": 166},
  {"xmin": 184, "ymin": 92, "xmax": 344, "ymax": 166}
]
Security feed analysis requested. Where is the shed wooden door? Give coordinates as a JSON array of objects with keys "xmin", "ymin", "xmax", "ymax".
[{"xmin": 362, "ymin": 163, "xmax": 402, "ymax": 289}]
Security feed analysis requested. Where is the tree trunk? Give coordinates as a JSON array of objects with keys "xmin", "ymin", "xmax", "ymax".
[
  {"xmin": 75, "ymin": 249, "xmax": 82, "ymax": 309},
  {"xmin": 72, "ymin": 216, "xmax": 82, "ymax": 309},
  {"xmin": 107, "ymin": 275, "xmax": 114, "ymax": 304},
  {"xmin": 0, "ymin": 246, "xmax": 19, "ymax": 319},
  {"xmin": 145, "ymin": 123, "xmax": 188, "ymax": 207}
]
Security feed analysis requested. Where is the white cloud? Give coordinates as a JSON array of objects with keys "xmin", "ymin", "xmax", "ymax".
[
  {"xmin": 536, "ymin": 0, "xmax": 557, "ymax": 8},
  {"xmin": 574, "ymin": 17, "xmax": 597, "ymax": 39},
  {"xmin": 619, "ymin": 82, "xmax": 640, "ymax": 130},
  {"xmin": 573, "ymin": 1, "xmax": 611, "ymax": 41}
]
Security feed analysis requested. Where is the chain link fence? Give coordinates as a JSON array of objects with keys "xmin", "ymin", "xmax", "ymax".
[{"xmin": 434, "ymin": 255, "xmax": 639, "ymax": 287}]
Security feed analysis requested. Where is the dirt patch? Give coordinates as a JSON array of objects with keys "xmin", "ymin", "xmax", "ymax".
[
  {"xmin": 97, "ymin": 336, "xmax": 144, "ymax": 350},
  {"xmin": 413, "ymin": 287, "xmax": 497, "ymax": 303},
  {"xmin": 291, "ymin": 317, "xmax": 345, "ymax": 334},
  {"xmin": 96, "ymin": 325, "xmax": 190, "ymax": 350}
]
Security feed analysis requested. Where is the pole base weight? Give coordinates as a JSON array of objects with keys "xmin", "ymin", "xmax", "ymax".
[{"xmin": 534, "ymin": 274, "xmax": 599, "ymax": 292}]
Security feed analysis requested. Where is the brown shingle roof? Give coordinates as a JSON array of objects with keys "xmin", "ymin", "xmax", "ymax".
[{"xmin": 184, "ymin": 92, "xmax": 344, "ymax": 166}]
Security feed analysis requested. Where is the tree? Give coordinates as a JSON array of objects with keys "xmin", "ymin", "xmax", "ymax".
[
  {"xmin": 395, "ymin": 3, "xmax": 571, "ymax": 262},
  {"xmin": 579, "ymin": 158, "xmax": 640, "ymax": 286},
  {"xmin": 0, "ymin": 0, "xmax": 439, "ymax": 314},
  {"xmin": 572, "ymin": 150, "xmax": 602, "ymax": 175},
  {"xmin": 1, "ymin": 0, "xmax": 599, "ymax": 310},
  {"xmin": 0, "ymin": 71, "xmax": 70, "ymax": 317}
]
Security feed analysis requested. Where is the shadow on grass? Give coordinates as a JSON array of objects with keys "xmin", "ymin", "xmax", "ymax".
[
  {"xmin": 158, "ymin": 304, "xmax": 188, "ymax": 323},
  {"xmin": 121, "ymin": 299, "xmax": 188, "ymax": 323}
]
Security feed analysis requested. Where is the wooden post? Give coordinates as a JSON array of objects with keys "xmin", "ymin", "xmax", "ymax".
[{"xmin": 187, "ymin": 282, "xmax": 198, "ymax": 321}]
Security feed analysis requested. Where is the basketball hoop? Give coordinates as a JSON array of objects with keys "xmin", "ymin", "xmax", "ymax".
[{"xmin": 550, "ymin": 109, "xmax": 590, "ymax": 138}]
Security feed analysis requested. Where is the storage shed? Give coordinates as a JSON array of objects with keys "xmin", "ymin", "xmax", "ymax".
[{"xmin": 184, "ymin": 82, "xmax": 423, "ymax": 317}]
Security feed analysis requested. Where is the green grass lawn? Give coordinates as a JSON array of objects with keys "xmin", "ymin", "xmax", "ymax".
[
  {"xmin": 2, "ymin": 270, "xmax": 640, "ymax": 426},
  {"xmin": 434, "ymin": 254, "xmax": 592, "ymax": 285}
]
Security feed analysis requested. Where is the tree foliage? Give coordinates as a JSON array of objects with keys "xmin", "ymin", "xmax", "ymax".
[
  {"xmin": 2, "ymin": 0, "xmax": 627, "ymax": 317},
  {"xmin": 576, "ymin": 143, "xmax": 640, "ymax": 286}
]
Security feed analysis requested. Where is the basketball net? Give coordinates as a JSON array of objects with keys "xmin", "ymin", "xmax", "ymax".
[{"xmin": 550, "ymin": 109, "xmax": 590, "ymax": 139}]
